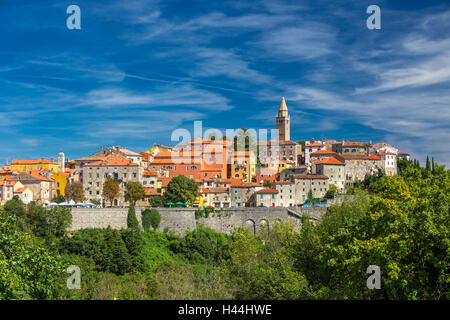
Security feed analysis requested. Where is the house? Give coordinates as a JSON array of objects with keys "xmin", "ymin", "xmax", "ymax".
[
  {"xmin": 8, "ymin": 158, "xmax": 60, "ymax": 173},
  {"xmin": 305, "ymin": 139, "xmax": 326, "ymax": 166},
  {"xmin": 81, "ymin": 154, "xmax": 142, "ymax": 207},
  {"xmin": 273, "ymin": 181, "xmax": 295, "ymax": 207},
  {"xmin": 315, "ymin": 157, "xmax": 346, "ymax": 191},
  {"xmin": 397, "ymin": 152, "xmax": 410, "ymax": 161},
  {"xmin": 255, "ymin": 189, "xmax": 279, "ymax": 207},
  {"xmin": 292, "ymin": 174, "xmax": 329, "ymax": 203},
  {"xmin": 228, "ymin": 151, "xmax": 256, "ymax": 182},
  {"xmin": 332, "ymin": 141, "xmax": 371, "ymax": 155},
  {"xmin": 7, "ymin": 172, "xmax": 54, "ymax": 205},
  {"xmin": 203, "ymin": 187, "xmax": 231, "ymax": 208}
]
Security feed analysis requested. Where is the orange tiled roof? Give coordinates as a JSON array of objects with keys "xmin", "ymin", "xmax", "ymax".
[
  {"xmin": 144, "ymin": 188, "xmax": 159, "ymax": 196},
  {"xmin": 306, "ymin": 143, "xmax": 324, "ymax": 147},
  {"xmin": 14, "ymin": 187, "xmax": 27, "ymax": 193},
  {"xmin": 11, "ymin": 159, "xmax": 57, "ymax": 165},
  {"xmin": 316, "ymin": 157, "xmax": 345, "ymax": 165},
  {"xmin": 158, "ymin": 177, "xmax": 171, "ymax": 187},
  {"xmin": 256, "ymin": 188, "xmax": 279, "ymax": 194},
  {"xmin": 274, "ymin": 181, "xmax": 294, "ymax": 184},
  {"xmin": 143, "ymin": 171, "xmax": 158, "ymax": 176},
  {"xmin": 311, "ymin": 150, "xmax": 337, "ymax": 155},
  {"xmin": 203, "ymin": 187, "xmax": 229, "ymax": 193}
]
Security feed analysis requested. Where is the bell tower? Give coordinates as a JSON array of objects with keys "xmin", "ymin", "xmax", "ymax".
[{"xmin": 276, "ymin": 97, "xmax": 290, "ymax": 141}]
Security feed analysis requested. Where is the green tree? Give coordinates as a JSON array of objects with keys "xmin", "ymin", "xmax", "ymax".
[
  {"xmin": 425, "ymin": 155, "xmax": 431, "ymax": 171},
  {"xmin": 221, "ymin": 223, "xmax": 310, "ymax": 299},
  {"xmin": 127, "ymin": 204, "xmax": 139, "ymax": 230},
  {"xmin": 121, "ymin": 228, "xmax": 144, "ymax": 271},
  {"xmin": 25, "ymin": 202, "xmax": 72, "ymax": 243},
  {"xmin": 102, "ymin": 227, "xmax": 132, "ymax": 275},
  {"xmin": 102, "ymin": 176, "xmax": 120, "ymax": 207},
  {"xmin": 65, "ymin": 181, "xmax": 84, "ymax": 202},
  {"xmin": 125, "ymin": 181, "xmax": 145, "ymax": 206},
  {"xmin": 3, "ymin": 195, "xmax": 26, "ymax": 219},
  {"xmin": 149, "ymin": 196, "xmax": 163, "ymax": 208},
  {"xmin": 52, "ymin": 195, "xmax": 65, "ymax": 203},
  {"xmin": 305, "ymin": 190, "xmax": 315, "ymax": 204},
  {"xmin": 142, "ymin": 209, "xmax": 161, "ymax": 232},
  {"xmin": 0, "ymin": 214, "xmax": 66, "ymax": 299},
  {"xmin": 164, "ymin": 175, "xmax": 198, "ymax": 203},
  {"xmin": 263, "ymin": 180, "xmax": 273, "ymax": 188},
  {"xmin": 325, "ymin": 184, "xmax": 337, "ymax": 199}
]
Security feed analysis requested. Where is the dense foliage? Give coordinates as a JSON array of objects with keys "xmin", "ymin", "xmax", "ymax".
[
  {"xmin": 164, "ymin": 175, "xmax": 198, "ymax": 203},
  {"xmin": 0, "ymin": 158, "xmax": 448, "ymax": 299}
]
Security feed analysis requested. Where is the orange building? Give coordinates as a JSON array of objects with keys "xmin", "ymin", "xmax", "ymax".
[{"xmin": 151, "ymin": 138, "xmax": 231, "ymax": 180}]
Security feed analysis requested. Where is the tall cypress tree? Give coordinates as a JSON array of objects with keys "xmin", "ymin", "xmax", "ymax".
[
  {"xmin": 432, "ymin": 157, "xmax": 435, "ymax": 173},
  {"xmin": 127, "ymin": 204, "xmax": 139, "ymax": 230},
  {"xmin": 425, "ymin": 156, "xmax": 431, "ymax": 171}
]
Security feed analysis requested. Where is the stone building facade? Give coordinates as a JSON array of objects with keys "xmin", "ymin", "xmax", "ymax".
[
  {"xmin": 293, "ymin": 174, "xmax": 329, "ymax": 203},
  {"xmin": 81, "ymin": 154, "xmax": 142, "ymax": 207}
]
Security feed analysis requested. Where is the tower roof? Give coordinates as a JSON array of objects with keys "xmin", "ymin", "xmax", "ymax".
[{"xmin": 278, "ymin": 97, "xmax": 288, "ymax": 113}]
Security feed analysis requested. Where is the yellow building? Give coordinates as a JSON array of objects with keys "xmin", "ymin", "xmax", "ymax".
[
  {"xmin": 268, "ymin": 159, "xmax": 294, "ymax": 173},
  {"xmin": 51, "ymin": 172, "xmax": 68, "ymax": 197},
  {"xmin": 229, "ymin": 151, "xmax": 256, "ymax": 182},
  {"xmin": 10, "ymin": 158, "xmax": 60, "ymax": 173}
]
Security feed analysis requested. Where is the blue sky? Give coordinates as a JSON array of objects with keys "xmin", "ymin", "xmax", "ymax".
[{"xmin": 1, "ymin": 0, "xmax": 449, "ymax": 166}]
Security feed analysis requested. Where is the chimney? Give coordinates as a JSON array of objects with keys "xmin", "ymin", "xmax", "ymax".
[
  {"xmin": 311, "ymin": 138, "xmax": 315, "ymax": 143},
  {"xmin": 51, "ymin": 157, "xmax": 54, "ymax": 162},
  {"xmin": 100, "ymin": 146, "xmax": 103, "ymax": 150},
  {"xmin": 41, "ymin": 157, "xmax": 44, "ymax": 161},
  {"xmin": 116, "ymin": 146, "xmax": 121, "ymax": 151}
]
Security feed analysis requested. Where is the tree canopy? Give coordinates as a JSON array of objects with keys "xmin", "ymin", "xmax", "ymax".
[{"xmin": 164, "ymin": 175, "xmax": 198, "ymax": 203}]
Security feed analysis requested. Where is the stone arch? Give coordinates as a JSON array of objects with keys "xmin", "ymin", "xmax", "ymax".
[
  {"xmin": 259, "ymin": 218, "xmax": 269, "ymax": 232},
  {"xmin": 244, "ymin": 219, "xmax": 256, "ymax": 234}
]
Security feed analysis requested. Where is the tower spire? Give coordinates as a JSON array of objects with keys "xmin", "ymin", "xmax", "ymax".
[{"xmin": 276, "ymin": 97, "xmax": 290, "ymax": 141}]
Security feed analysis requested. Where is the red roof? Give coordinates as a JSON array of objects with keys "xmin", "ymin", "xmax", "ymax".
[
  {"xmin": 306, "ymin": 143, "xmax": 324, "ymax": 148},
  {"xmin": 256, "ymin": 189, "xmax": 279, "ymax": 194},
  {"xmin": 311, "ymin": 150, "xmax": 337, "ymax": 155},
  {"xmin": 316, "ymin": 157, "xmax": 345, "ymax": 165}
]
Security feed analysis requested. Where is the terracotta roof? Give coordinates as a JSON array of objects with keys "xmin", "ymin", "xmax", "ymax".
[
  {"xmin": 306, "ymin": 143, "xmax": 324, "ymax": 148},
  {"xmin": 256, "ymin": 189, "xmax": 279, "ymax": 194},
  {"xmin": 368, "ymin": 154, "xmax": 383, "ymax": 160},
  {"xmin": 14, "ymin": 187, "xmax": 28, "ymax": 193},
  {"xmin": 72, "ymin": 156, "xmax": 106, "ymax": 162},
  {"xmin": 343, "ymin": 141, "xmax": 370, "ymax": 147},
  {"xmin": 203, "ymin": 187, "xmax": 229, "ymax": 193},
  {"xmin": 398, "ymin": 152, "xmax": 410, "ymax": 155},
  {"xmin": 144, "ymin": 188, "xmax": 159, "ymax": 196},
  {"xmin": 11, "ymin": 158, "xmax": 57, "ymax": 165},
  {"xmin": 143, "ymin": 171, "xmax": 158, "ymax": 176},
  {"xmin": 84, "ymin": 154, "xmax": 138, "ymax": 167},
  {"xmin": 274, "ymin": 181, "xmax": 294, "ymax": 184},
  {"xmin": 158, "ymin": 177, "xmax": 171, "ymax": 187},
  {"xmin": 316, "ymin": 157, "xmax": 345, "ymax": 165},
  {"xmin": 279, "ymin": 140, "xmax": 298, "ymax": 145},
  {"xmin": 311, "ymin": 150, "xmax": 337, "ymax": 155}
]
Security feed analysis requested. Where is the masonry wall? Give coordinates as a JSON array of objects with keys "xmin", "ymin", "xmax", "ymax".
[{"xmin": 70, "ymin": 206, "xmax": 326, "ymax": 235}]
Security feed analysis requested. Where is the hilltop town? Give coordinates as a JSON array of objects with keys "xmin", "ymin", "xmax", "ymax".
[{"xmin": 0, "ymin": 97, "xmax": 411, "ymax": 209}]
